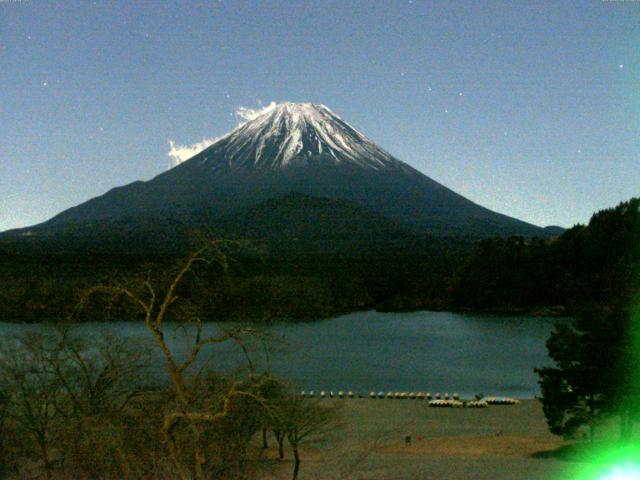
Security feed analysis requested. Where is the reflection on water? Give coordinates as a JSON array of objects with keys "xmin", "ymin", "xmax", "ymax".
[{"xmin": 0, "ymin": 310, "xmax": 567, "ymax": 398}]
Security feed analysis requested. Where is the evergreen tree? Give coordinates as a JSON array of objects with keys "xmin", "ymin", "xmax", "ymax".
[{"xmin": 536, "ymin": 309, "xmax": 628, "ymax": 439}]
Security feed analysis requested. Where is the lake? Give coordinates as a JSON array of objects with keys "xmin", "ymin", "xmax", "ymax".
[{"xmin": 0, "ymin": 310, "xmax": 566, "ymax": 399}]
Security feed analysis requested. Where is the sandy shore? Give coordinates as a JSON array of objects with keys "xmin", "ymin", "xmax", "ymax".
[{"xmin": 259, "ymin": 399, "xmax": 575, "ymax": 480}]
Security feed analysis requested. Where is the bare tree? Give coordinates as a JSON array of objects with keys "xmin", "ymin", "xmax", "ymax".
[
  {"xmin": 0, "ymin": 326, "xmax": 156, "ymax": 480},
  {"xmin": 53, "ymin": 329, "xmax": 153, "ymax": 478},
  {"xmin": 0, "ymin": 332, "xmax": 65, "ymax": 480},
  {"xmin": 269, "ymin": 395, "xmax": 339, "ymax": 480},
  {"xmin": 83, "ymin": 240, "xmax": 271, "ymax": 480}
]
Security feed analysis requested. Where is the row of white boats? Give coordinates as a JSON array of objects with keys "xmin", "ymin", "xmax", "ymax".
[{"xmin": 299, "ymin": 390, "xmax": 519, "ymax": 407}]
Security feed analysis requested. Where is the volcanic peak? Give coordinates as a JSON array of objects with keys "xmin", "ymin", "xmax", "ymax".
[{"xmin": 197, "ymin": 102, "xmax": 398, "ymax": 170}]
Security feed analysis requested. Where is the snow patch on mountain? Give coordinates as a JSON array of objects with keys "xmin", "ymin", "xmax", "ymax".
[{"xmin": 195, "ymin": 102, "xmax": 399, "ymax": 170}]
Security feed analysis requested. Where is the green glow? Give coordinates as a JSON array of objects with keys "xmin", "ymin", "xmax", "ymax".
[
  {"xmin": 561, "ymin": 443, "xmax": 640, "ymax": 480},
  {"xmin": 599, "ymin": 463, "xmax": 640, "ymax": 480},
  {"xmin": 559, "ymin": 302, "xmax": 640, "ymax": 480}
]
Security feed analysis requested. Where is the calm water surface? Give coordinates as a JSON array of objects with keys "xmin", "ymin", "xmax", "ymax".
[{"xmin": 0, "ymin": 311, "xmax": 566, "ymax": 398}]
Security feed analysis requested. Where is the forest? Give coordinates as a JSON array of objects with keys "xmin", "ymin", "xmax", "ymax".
[{"xmin": 0, "ymin": 197, "xmax": 638, "ymax": 323}]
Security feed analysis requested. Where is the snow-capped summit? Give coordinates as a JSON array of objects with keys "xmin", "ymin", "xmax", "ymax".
[{"xmin": 194, "ymin": 102, "xmax": 400, "ymax": 170}]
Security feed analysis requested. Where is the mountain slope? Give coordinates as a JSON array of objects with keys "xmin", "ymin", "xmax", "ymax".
[
  {"xmin": 6, "ymin": 102, "xmax": 548, "ymax": 240},
  {"xmin": 215, "ymin": 193, "xmax": 408, "ymax": 241}
]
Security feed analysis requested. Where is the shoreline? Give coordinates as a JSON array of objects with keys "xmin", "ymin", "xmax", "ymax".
[{"xmin": 0, "ymin": 304, "xmax": 574, "ymax": 324}]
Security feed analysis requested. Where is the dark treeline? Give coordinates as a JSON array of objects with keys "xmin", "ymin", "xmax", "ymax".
[
  {"xmin": 1, "ymin": 197, "xmax": 637, "ymax": 323},
  {"xmin": 453, "ymin": 197, "xmax": 639, "ymax": 314},
  {"xmin": 0, "ymin": 236, "xmax": 470, "ymax": 322}
]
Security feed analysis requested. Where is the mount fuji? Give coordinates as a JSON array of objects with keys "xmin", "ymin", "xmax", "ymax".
[{"xmin": 5, "ymin": 102, "xmax": 551, "ymax": 245}]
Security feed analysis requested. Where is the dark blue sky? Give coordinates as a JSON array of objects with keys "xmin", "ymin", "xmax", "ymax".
[{"xmin": 1, "ymin": 0, "xmax": 638, "ymax": 231}]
